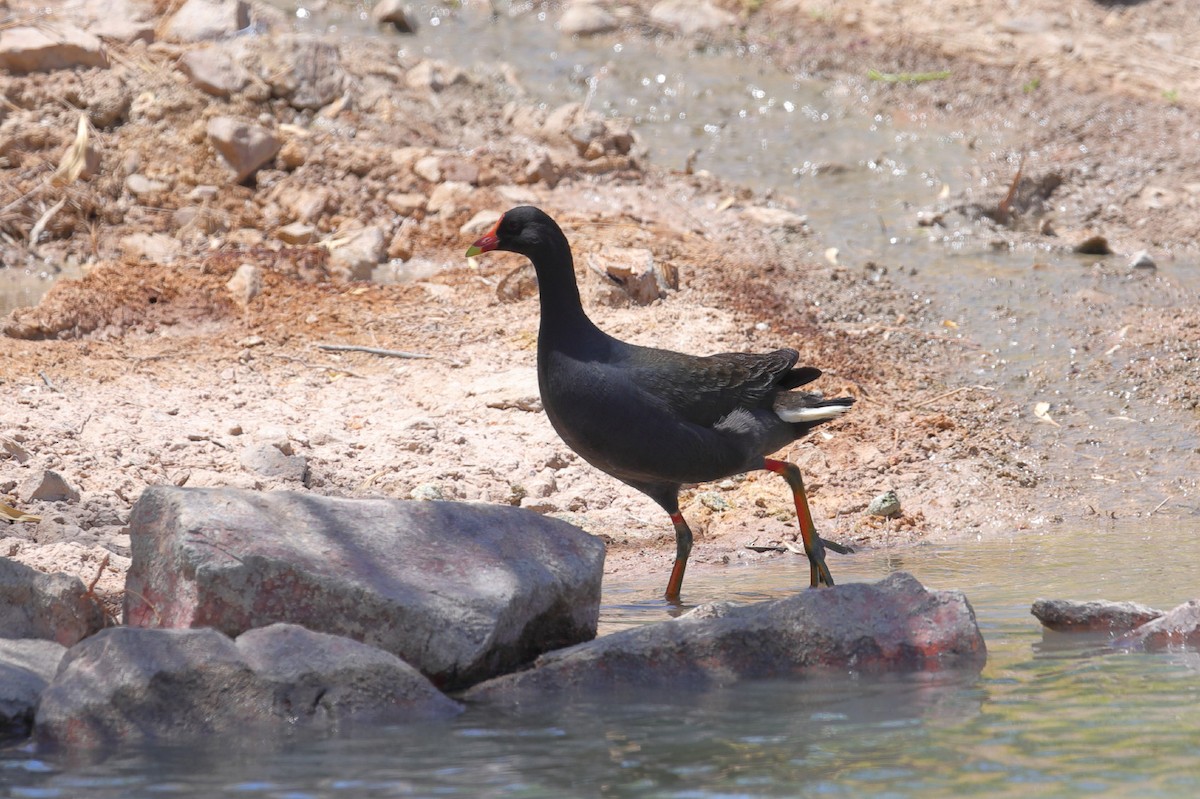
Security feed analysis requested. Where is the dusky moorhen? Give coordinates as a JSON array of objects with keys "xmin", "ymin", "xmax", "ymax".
[{"xmin": 467, "ymin": 206, "xmax": 853, "ymax": 602}]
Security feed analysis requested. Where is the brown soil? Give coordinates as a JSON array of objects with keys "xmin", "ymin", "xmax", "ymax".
[{"xmin": 1, "ymin": 0, "xmax": 1198, "ymax": 612}]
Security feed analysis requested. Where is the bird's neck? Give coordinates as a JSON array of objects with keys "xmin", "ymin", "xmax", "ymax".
[{"xmin": 530, "ymin": 240, "xmax": 598, "ymax": 338}]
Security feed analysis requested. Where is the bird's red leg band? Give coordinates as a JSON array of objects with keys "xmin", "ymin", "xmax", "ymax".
[
  {"xmin": 665, "ymin": 512, "xmax": 692, "ymax": 603},
  {"xmin": 764, "ymin": 458, "xmax": 833, "ymax": 587}
]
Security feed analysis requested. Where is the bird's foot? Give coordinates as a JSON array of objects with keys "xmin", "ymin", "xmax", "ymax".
[{"xmin": 820, "ymin": 536, "xmax": 855, "ymax": 556}]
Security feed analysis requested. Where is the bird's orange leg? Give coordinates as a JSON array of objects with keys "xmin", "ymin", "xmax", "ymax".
[
  {"xmin": 764, "ymin": 458, "xmax": 835, "ymax": 587},
  {"xmin": 664, "ymin": 511, "xmax": 693, "ymax": 604}
]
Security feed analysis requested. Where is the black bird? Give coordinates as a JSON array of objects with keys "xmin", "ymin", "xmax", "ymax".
[{"xmin": 467, "ymin": 206, "xmax": 853, "ymax": 602}]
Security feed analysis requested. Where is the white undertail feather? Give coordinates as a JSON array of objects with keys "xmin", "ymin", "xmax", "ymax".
[{"xmin": 775, "ymin": 404, "xmax": 852, "ymax": 424}]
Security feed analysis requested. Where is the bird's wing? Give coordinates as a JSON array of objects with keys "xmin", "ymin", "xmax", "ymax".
[{"xmin": 621, "ymin": 346, "xmax": 805, "ymax": 427}]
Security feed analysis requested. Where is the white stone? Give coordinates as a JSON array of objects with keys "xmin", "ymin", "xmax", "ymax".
[
  {"xmin": 226, "ymin": 263, "xmax": 263, "ymax": 306},
  {"xmin": 559, "ymin": 2, "xmax": 618, "ymax": 36},
  {"xmin": 164, "ymin": 0, "xmax": 250, "ymax": 42},
  {"xmin": 649, "ymin": 0, "xmax": 737, "ymax": 36}
]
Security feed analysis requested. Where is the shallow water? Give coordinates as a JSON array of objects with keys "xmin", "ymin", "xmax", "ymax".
[{"xmin": 5, "ymin": 520, "xmax": 1199, "ymax": 798}]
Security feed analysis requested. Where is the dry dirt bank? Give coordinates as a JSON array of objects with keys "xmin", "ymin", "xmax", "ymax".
[{"xmin": 1, "ymin": 0, "xmax": 1198, "ymax": 611}]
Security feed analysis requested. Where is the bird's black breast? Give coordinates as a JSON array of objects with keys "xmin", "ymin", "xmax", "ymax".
[{"xmin": 536, "ymin": 343, "xmax": 790, "ymax": 486}]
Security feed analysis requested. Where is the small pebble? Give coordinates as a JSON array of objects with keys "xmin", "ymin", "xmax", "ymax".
[
  {"xmin": 698, "ymin": 492, "xmax": 729, "ymax": 512},
  {"xmin": 1129, "ymin": 250, "xmax": 1157, "ymax": 270},
  {"xmin": 866, "ymin": 490, "xmax": 901, "ymax": 518},
  {"xmin": 1073, "ymin": 235, "xmax": 1111, "ymax": 255},
  {"xmin": 411, "ymin": 483, "xmax": 444, "ymax": 501}
]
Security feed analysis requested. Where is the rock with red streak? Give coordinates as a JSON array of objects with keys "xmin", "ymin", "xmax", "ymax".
[
  {"xmin": 1031, "ymin": 598, "xmax": 1164, "ymax": 634},
  {"xmin": 35, "ymin": 624, "xmax": 461, "ymax": 749},
  {"xmin": 1113, "ymin": 600, "xmax": 1200, "ymax": 651},
  {"xmin": 123, "ymin": 487, "xmax": 605, "ymax": 690},
  {"xmin": 466, "ymin": 572, "xmax": 986, "ymax": 701}
]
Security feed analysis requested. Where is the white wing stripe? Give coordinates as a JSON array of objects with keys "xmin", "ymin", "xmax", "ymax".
[{"xmin": 775, "ymin": 404, "xmax": 851, "ymax": 423}]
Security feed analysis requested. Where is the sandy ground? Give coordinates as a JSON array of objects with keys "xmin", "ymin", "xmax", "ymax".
[{"xmin": 1, "ymin": 0, "xmax": 1198, "ymax": 614}]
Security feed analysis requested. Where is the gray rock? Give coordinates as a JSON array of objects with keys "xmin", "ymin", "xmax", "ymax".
[
  {"xmin": 36, "ymin": 627, "xmax": 255, "ymax": 748},
  {"xmin": 84, "ymin": 81, "xmax": 132, "ymax": 128},
  {"xmin": 178, "ymin": 45, "xmax": 249, "ymax": 97},
  {"xmin": 588, "ymin": 247, "xmax": 675, "ymax": 306},
  {"xmin": 386, "ymin": 192, "xmax": 426, "ymax": 217},
  {"xmin": 226, "ymin": 263, "xmax": 264, "ymax": 306},
  {"xmin": 414, "ymin": 155, "xmax": 442, "ymax": 183},
  {"xmin": 542, "ymin": 102, "xmax": 633, "ymax": 158},
  {"xmin": 35, "ymin": 625, "xmax": 460, "ymax": 749},
  {"xmin": 521, "ymin": 151, "xmax": 560, "ymax": 187},
  {"xmin": 559, "ymin": 2, "xmax": 618, "ymax": 36},
  {"xmin": 0, "ymin": 25, "xmax": 109, "ymax": 73},
  {"xmin": 2, "ymin": 436, "xmax": 31, "ymax": 463},
  {"xmin": 440, "ymin": 158, "xmax": 479, "ymax": 185},
  {"xmin": 125, "ymin": 174, "xmax": 170, "ymax": 198},
  {"xmin": 22, "ymin": 470, "xmax": 81, "ymax": 503},
  {"xmin": 123, "ymin": 487, "xmax": 605, "ymax": 690},
  {"xmin": 1031, "ymin": 598, "xmax": 1164, "ymax": 634},
  {"xmin": 742, "ymin": 206, "xmax": 809, "ymax": 233},
  {"xmin": 164, "ymin": 0, "xmax": 250, "ymax": 42},
  {"xmin": 254, "ymin": 36, "xmax": 345, "ymax": 110},
  {"xmin": 82, "ymin": 0, "xmax": 156, "ymax": 44},
  {"xmin": 371, "ymin": 0, "xmax": 418, "ymax": 33},
  {"xmin": 0, "ymin": 639, "xmax": 66, "ymax": 738},
  {"xmin": 1129, "ymin": 250, "xmax": 1157, "ymax": 270},
  {"xmin": 866, "ymin": 490, "xmax": 902, "ymax": 518},
  {"xmin": 426, "ymin": 181, "xmax": 471, "ymax": 216},
  {"xmin": 119, "ymin": 232, "xmax": 182, "ymax": 264},
  {"xmin": 405, "ymin": 59, "xmax": 465, "ymax": 92},
  {"xmin": 235, "ymin": 624, "xmax": 461, "ymax": 724},
  {"xmin": 279, "ymin": 186, "xmax": 331, "ymax": 223},
  {"xmin": 460, "ymin": 210, "xmax": 502, "ymax": 236},
  {"xmin": 649, "ymin": 0, "xmax": 737, "ymax": 36},
  {"xmin": 239, "ymin": 443, "xmax": 308, "ymax": 483},
  {"xmin": 275, "ymin": 222, "xmax": 317, "ymax": 245},
  {"xmin": 410, "ymin": 483, "xmax": 444, "ymax": 501},
  {"xmin": 206, "ymin": 116, "xmax": 280, "ymax": 183},
  {"xmin": 0, "ymin": 558, "xmax": 105, "ymax": 646},
  {"xmin": 466, "ymin": 573, "xmax": 985, "ymax": 701},
  {"xmin": 1113, "ymin": 599, "xmax": 1200, "ymax": 651},
  {"xmin": 328, "ymin": 226, "xmax": 387, "ymax": 281}
]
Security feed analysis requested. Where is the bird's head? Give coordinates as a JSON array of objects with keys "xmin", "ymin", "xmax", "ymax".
[{"xmin": 465, "ymin": 206, "xmax": 560, "ymax": 259}]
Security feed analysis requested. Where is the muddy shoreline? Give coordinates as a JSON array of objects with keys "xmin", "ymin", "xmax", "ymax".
[{"xmin": 1, "ymin": 0, "xmax": 1198, "ymax": 610}]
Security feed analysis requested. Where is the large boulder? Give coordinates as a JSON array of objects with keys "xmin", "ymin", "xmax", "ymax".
[
  {"xmin": 0, "ymin": 558, "xmax": 105, "ymax": 646},
  {"xmin": 1, "ymin": 639, "xmax": 66, "ymax": 739},
  {"xmin": 1031, "ymin": 598, "xmax": 1164, "ymax": 634},
  {"xmin": 35, "ymin": 624, "xmax": 460, "ymax": 749},
  {"xmin": 467, "ymin": 573, "xmax": 985, "ymax": 701},
  {"xmin": 124, "ymin": 488, "xmax": 605, "ymax": 690}
]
